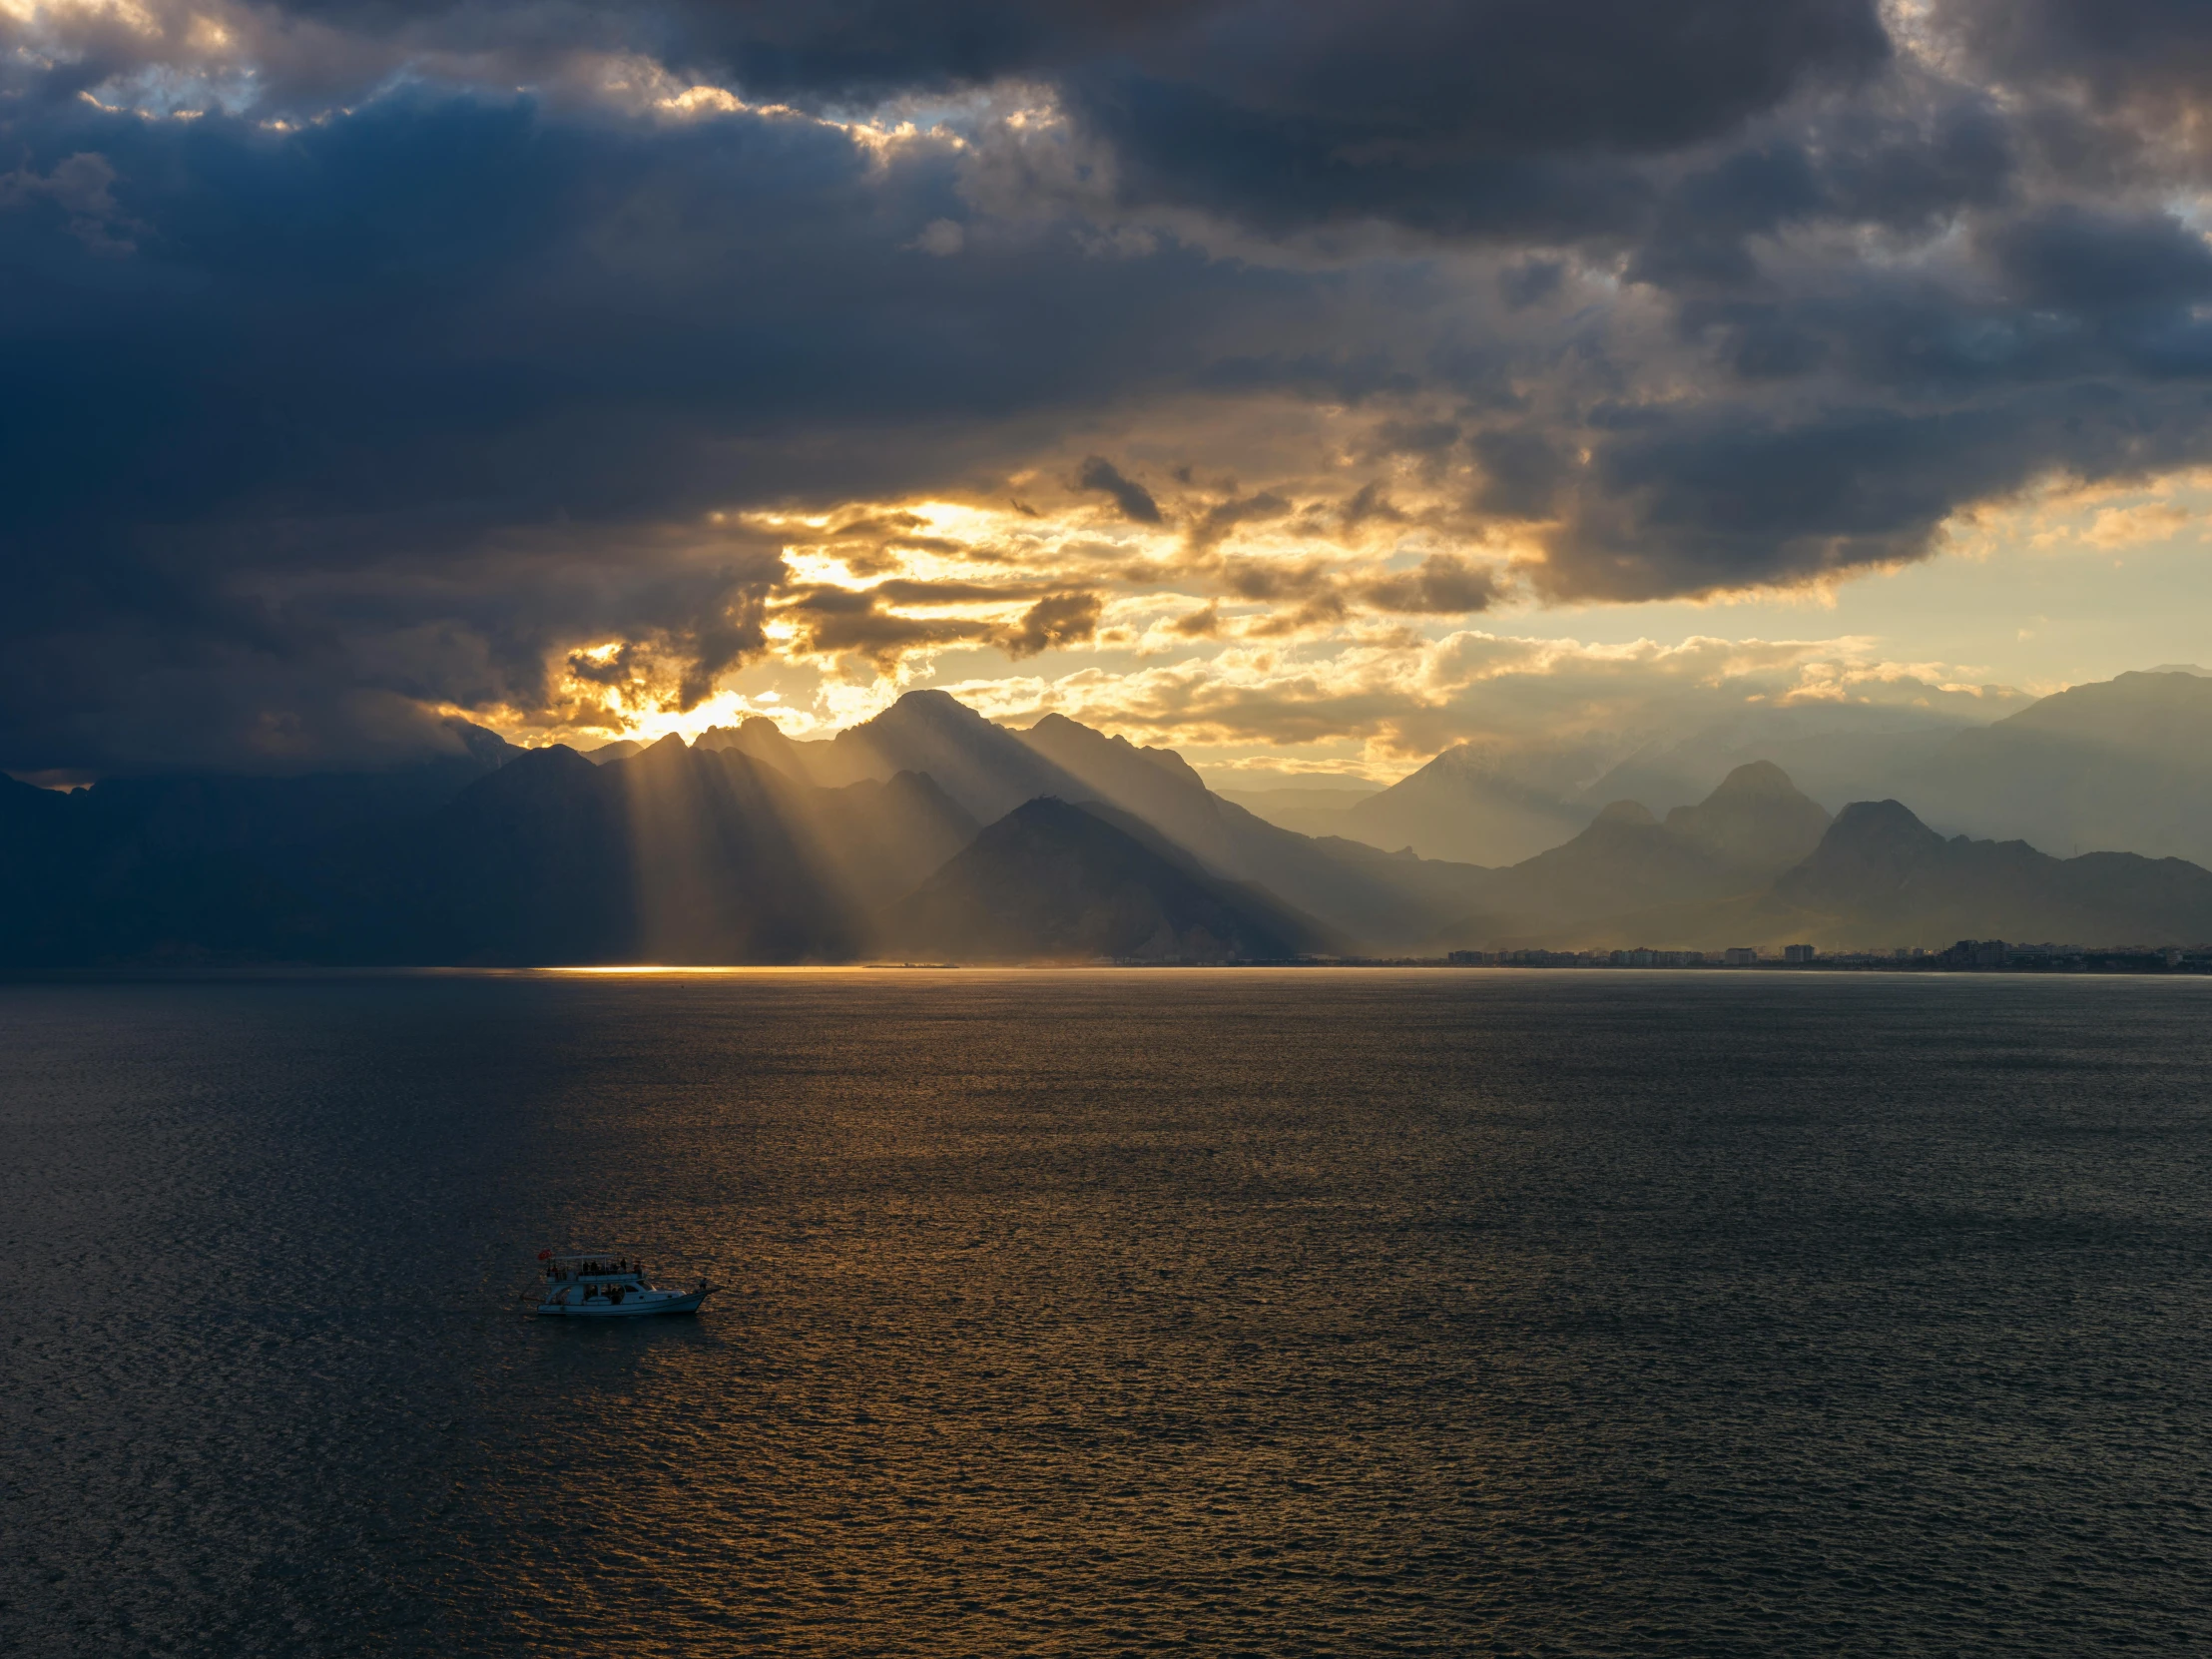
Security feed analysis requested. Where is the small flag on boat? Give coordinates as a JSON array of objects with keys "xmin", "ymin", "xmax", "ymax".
[{"xmin": 537, "ymin": 1249, "xmax": 551, "ymax": 1261}]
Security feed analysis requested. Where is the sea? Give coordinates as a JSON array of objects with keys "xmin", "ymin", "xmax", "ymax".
[{"xmin": 4, "ymin": 969, "xmax": 2209, "ymax": 1657}]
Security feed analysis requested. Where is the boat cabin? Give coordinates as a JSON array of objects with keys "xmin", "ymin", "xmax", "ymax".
[{"xmin": 544, "ymin": 1250, "xmax": 646, "ymax": 1285}]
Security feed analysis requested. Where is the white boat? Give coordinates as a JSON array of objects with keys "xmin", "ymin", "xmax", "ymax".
[{"xmin": 530, "ymin": 1250, "xmax": 716, "ymax": 1318}]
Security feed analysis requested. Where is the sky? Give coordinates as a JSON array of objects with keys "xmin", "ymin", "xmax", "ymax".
[{"xmin": 4, "ymin": 0, "xmax": 2212, "ymax": 786}]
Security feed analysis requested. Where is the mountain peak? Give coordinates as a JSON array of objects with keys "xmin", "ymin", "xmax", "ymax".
[
  {"xmin": 1595, "ymin": 799, "xmax": 1657, "ymax": 826},
  {"xmin": 1995, "ymin": 668, "xmax": 2212, "ymax": 740},
  {"xmin": 1780, "ymin": 800, "xmax": 1945, "ymax": 901},
  {"xmin": 885, "ymin": 687, "xmax": 982, "ymax": 724},
  {"xmin": 436, "ymin": 717, "xmax": 516, "ymax": 765},
  {"xmin": 1766, "ymin": 798, "xmax": 1942, "ymax": 915},
  {"xmin": 1828, "ymin": 798, "xmax": 1943, "ymax": 843},
  {"xmin": 1661, "ymin": 758, "xmax": 1832, "ymax": 875},
  {"xmin": 1707, "ymin": 760, "xmax": 1801, "ymax": 799},
  {"xmin": 828, "ymin": 687, "xmax": 1083, "ymax": 821},
  {"xmin": 1019, "ymin": 710, "xmax": 1208, "ymax": 794}
]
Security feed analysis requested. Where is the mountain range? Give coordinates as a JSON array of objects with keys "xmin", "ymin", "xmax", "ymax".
[
  {"xmin": 1277, "ymin": 670, "xmax": 2212, "ymax": 869},
  {"xmin": 6, "ymin": 671, "xmax": 2212, "ymax": 967}
]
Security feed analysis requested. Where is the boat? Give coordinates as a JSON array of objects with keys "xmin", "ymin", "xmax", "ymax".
[{"xmin": 529, "ymin": 1249, "xmax": 716, "ymax": 1318}]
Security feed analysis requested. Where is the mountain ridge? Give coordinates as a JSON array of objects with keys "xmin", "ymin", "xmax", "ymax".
[
  {"xmin": 9, "ymin": 678, "xmax": 2212, "ymax": 966},
  {"xmin": 879, "ymin": 797, "xmax": 1329, "ymax": 963}
]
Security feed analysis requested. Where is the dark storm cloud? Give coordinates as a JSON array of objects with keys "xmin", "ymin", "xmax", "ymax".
[
  {"xmin": 0, "ymin": 77, "xmax": 1344, "ymax": 772},
  {"xmin": 10, "ymin": 0, "xmax": 2212, "ymax": 770},
  {"xmin": 1936, "ymin": 0, "xmax": 2212, "ymax": 114},
  {"xmin": 1985, "ymin": 207, "xmax": 2212, "ymax": 316},
  {"xmin": 251, "ymin": 0, "xmax": 1888, "ymax": 146},
  {"xmin": 1075, "ymin": 456, "xmax": 1163, "ymax": 524},
  {"xmin": 579, "ymin": 0, "xmax": 1889, "ymax": 239},
  {"xmin": 1527, "ymin": 375, "xmax": 2212, "ymax": 602}
]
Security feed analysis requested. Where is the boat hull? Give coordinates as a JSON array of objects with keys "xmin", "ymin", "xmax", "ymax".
[{"xmin": 533, "ymin": 1289, "xmax": 714, "ymax": 1318}]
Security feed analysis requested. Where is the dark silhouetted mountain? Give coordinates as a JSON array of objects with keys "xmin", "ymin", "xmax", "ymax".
[
  {"xmin": 368, "ymin": 739, "xmax": 882, "ymax": 964},
  {"xmin": 1770, "ymin": 799, "xmax": 2212, "ymax": 946},
  {"xmin": 878, "ymin": 797, "xmax": 1325, "ymax": 962},
  {"xmin": 0, "ymin": 774, "xmax": 81, "ymax": 962},
  {"xmin": 0, "ymin": 727, "xmax": 521, "ymax": 966},
  {"xmin": 1896, "ymin": 671, "xmax": 2212, "ymax": 862},
  {"xmin": 0, "ymin": 735, "xmax": 888, "ymax": 966},
  {"xmin": 387, "ymin": 744, "xmax": 644, "ymax": 963},
  {"xmin": 48, "ymin": 719, "xmax": 515, "ymax": 857}
]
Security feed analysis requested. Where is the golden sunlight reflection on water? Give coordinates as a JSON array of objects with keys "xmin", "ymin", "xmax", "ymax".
[{"xmin": 6, "ymin": 970, "xmax": 2212, "ymax": 1655}]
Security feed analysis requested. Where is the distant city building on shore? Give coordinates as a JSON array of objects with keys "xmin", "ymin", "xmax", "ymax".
[
  {"xmin": 1442, "ymin": 941, "xmax": 2207, "ymax": 971},
  {"xmin": 1943, "ymin": 939, "xmax": 2013, "ymax": 966}
]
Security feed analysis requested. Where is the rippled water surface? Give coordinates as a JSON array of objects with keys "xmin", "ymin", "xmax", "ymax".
[{"xmin": 6, "ymin": 969, "xmax": 2212, "ymax": 1656}]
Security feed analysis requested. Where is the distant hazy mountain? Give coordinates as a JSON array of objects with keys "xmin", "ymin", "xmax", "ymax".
[
  {"xmin": 1770, "ymin": 798, "xmax": 2212, "ymax": 947},
  {"xmin": 1417, "ymin": 763, "xmax": 1836, "ymax": 944},
  {"xmin": 1578, "ymin": 703, "xmax": 1980, "ymax": 819},
  {"xmin": 1332, "ymin": 705, "xmax": 1988, "ymax": 867},
  {"xmin": 1662, "ymin": 760, "xmax": 1833, "ymax": 872},
  {"xmin": 878, "ymin": 798, "xmax": 1328, "ymax": 962},
  {"xmin": 1424, "ymin": 776, "xmax": 2212, "ymax": 952},
  {"xmin": 1891, "ymin": 672, "xmax": 2212, "ymax": 863},
  {"xmin": 1214, "ymin": 786, "xmax": 1379, "ymax": 840},
  {"xmin": 1343, "ymin": 742, "xmax": 1604, "ymax": 864},
  {"xmin": 1506, "ymin": 798, "xmax": 1760, "ymax": 923}
]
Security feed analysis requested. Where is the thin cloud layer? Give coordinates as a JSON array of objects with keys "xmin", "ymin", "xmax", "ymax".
[
  {"xmin": 942, "ymin": 629, "xmax": 2029, "ymax": 773},
  {"xmin": 1, "ymin": 0, "xmax": 2209, "ymax": 771}
]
